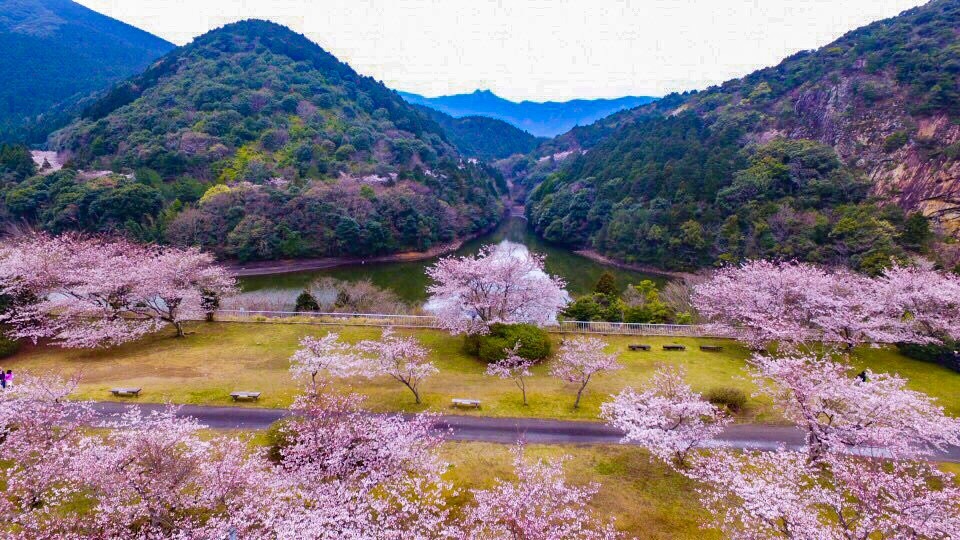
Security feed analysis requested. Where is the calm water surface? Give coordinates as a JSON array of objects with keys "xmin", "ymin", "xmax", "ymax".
[{"xmin": 239, "ymin": 218, "xmax": 666, "ymax": 303}]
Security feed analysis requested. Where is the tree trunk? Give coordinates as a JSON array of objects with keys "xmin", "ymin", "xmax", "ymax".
[
  {"xmin": 173, "ymin": 320, "xmax": 185, "ymax": 337},
  {"xmin": 573, "ymin": 381, "xmax": 589, "ymax": 409}
]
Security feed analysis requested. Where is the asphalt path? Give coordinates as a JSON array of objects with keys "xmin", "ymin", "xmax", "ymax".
[{"xmin": 87, "ymin": 402, "xmax": 960, "ymax": 462}]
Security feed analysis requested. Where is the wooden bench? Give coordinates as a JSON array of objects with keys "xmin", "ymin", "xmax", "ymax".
[
  {"xmin": 110, "ymin": 387, "xmax": 141, "ymax": 397},
  {"xmin": 230, "ymin": 391, "xmax": 262, "ymax": 402},
  {"xmin": 663, "ymin": 345, "xmax": 686, "ymax": 351},
  {"xmin": 452, "ymin": 398, "xmax": 481, "ymax": 409},
  {"xmin": 628, "ymin": 344, "xmax": 651, "ymax": 351},
  {"xmin": 700, "ymin": 345, "xmax": 724, "ymax": 352}
]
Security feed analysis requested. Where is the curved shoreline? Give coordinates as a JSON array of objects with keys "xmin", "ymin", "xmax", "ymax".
[
  {"xmin": 573, "ymin": 249, "xmax": 695, "ymax": 280},
  {"xmin": 226, "ymin": 222, "xmax": 500, "ymax": 277}
]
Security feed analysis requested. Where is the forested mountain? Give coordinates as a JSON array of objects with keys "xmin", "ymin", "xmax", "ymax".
[
  {"xmin": 0, "ymin": 0, "xmax": 174, "ymax": 143},
  {"xmin": 5, "ymin": 20, "xmax": 504, "ymax": 261},
  {"xmin": 400, "ymin": 90, "xmax": 656, "ymax": 137},
  {"xmin": 415, "ymin": 105, "xmax": 544, "ymax": 161},
  {"xmin": 529, "ymin": 0, "xmax": 960, "ymax": 273}
]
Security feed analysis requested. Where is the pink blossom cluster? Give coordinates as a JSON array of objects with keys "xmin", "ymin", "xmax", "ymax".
[
  {"xmin": 0, "ymin": 374, "xmax": 628, "ymax": 539},
  {"xmin": 692, "ymin": 259, "xmax": 960, "ymax": 349},
  {"xmin": 602, "ymin": 366, "xmax": 730, "ymax": 467},
  {"xmin": 426, "ymin": 243, "xmax": 568, "ymax": 335},
  {"xmin": 550, "ymin": 337, "xmax": 622, "ymax": 409},
  {"xmin": 0, "ymin": 233, "xmax": 236, "ymax": 348},
  {"xmin": 485, "ymin": 341, "xmax": 535, "ymax": 405}
]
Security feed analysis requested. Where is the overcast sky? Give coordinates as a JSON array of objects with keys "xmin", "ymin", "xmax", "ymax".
[{"xmin": 76, "ymin": 0, "xmax": 926, "ymax": 102}]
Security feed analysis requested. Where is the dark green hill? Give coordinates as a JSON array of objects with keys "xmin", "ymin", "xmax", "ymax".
[
  {"xmin": 10, "ymin": 20, "xmax": 504, "ymax": 261},
  {"xmin": 529, "ymin": 0, "xmax": 959, "ymax": 273},
  {"xmin": 415, "ymin": 105, "xmax": 544, "ymax": 161},
  {"xmin": 0, "ymin": 0, "xmax": 174, "ymax": 143}
]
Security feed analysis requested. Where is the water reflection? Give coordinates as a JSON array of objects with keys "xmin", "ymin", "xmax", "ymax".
[{"xmin": 238, "ymin": 217, "xmax": 666, "ymax": 305}]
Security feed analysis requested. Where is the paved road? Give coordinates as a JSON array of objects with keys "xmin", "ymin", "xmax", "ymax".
[{"xmin": 88, "ymin": 402, "xmax": 960, "ymax": 462}]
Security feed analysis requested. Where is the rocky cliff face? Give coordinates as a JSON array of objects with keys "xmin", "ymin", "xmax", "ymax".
[{"xmin": 782, "ymin": 70, "xmax": 960, "ymax": 233}]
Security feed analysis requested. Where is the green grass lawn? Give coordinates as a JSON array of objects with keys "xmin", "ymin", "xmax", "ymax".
[{"xmin": 6, "ymin": 321, "xmax": 960, "ymax": 422}]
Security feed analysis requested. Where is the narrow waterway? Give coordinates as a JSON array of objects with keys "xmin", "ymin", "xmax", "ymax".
[{"xmin": 239, "ymin": 217, "xmax": 667, "ymax": 304}]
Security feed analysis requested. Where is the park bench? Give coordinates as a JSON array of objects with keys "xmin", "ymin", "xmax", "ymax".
[
  {"xmin": 700, "ymin": 345, "xmax": 724, "ymax": 352},
  {"xmin": 452, "ymin": 398, "xmax": 481, "ymax": 409},
  {"xmin": 628, "ymin": 344, "xmax": 651, "ymax": 351},
  {"xmin": 663, "ymin": 345, "xmax": 686, "ymax": 351},
  {"xmin": 230, "ymin": 391, "xmax": 262, "ymax": 402},
  {"xmin": 110, "ymin": 387, "xmax": 142, "ymax": 397}
]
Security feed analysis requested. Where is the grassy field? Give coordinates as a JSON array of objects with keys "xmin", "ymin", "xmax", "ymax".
[{"xmin": 7, "ymin": 321, "xmax": 960, "ymax": 421}]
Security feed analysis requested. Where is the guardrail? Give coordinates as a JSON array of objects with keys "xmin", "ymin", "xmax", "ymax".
[{"xmin": 212, "ymin": 310, "xmax": 731, "ymax": 337}]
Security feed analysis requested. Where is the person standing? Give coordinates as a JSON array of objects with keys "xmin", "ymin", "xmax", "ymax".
[
  {"xmin": 0, "ymin": 368, "xmax": 5, "ymax": 390},
  {"xmin": 4, "ymin": 370, "xmax": 12, "ymax": 389}
]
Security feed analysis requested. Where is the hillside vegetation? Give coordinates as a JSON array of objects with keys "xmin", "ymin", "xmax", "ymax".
[
  {"xmin": 7, "ymin": 20, "xmax": 504, "ymax": 260},
  {"xmin": 529, "ymin": 0, "xmax": 960, "ymax": 272},
  {"xmin": 0, "ymin": 0, "xmax": 174, "ymax": 143},
  {"xmin": 416, "ymin": 105, "xmax": 544, "ymax": 161}
]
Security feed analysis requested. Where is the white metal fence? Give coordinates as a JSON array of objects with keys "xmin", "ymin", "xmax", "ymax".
[{"xmin": 212, "ymin": 310, "xmax": 731, "ymax": 337}]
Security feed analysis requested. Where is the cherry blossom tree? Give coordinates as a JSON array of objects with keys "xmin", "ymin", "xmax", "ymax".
[
  {"xmin": 289, "ymin": 331, "xmax": 370, "ymax": 389},
  {"xmin": 550, "ymin": 337, "xmax": 622, "ymax": 409},
  {"xmin": 602, "ymin": 366, "xmax": 730, "ymax": 467},
  {"xmin": 426, "ymin": 243, "xmax": 568, "ymax": 335},
  {"xmin": 691, "ymin": 450, "xmax": 960, "ymax": 540},
  {"xmin": 692, "ymin": 259, "xmax": 960, "ymax": 350},
  {"xmin": 875, "ymin": 262, "xmax": 960, "ymax": 341},
  {"xmin": 485, "ymin": 341, "xmax": 534, "ymax": 406},
  {"xmin": 358, "ymin": 328, "xmax": 438, "ymax": 404},
  {"xmin": 749, "ymin": 352, "xmax": 960, "ymax": 461},
  {"xmin": 461, "ymin": 446, "xmax": 622, "ymax": 539},
  {"xmin": 0, "ymin": 233, "xmax": 236, "ymax": 348}
]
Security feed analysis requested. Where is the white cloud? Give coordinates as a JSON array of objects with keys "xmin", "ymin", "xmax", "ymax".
[{"xmin": 75, "ymin": 0, "xmax": 925, "ymax": 102}]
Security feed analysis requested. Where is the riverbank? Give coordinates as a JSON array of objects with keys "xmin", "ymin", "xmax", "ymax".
[
  {"xmin": 573, "ymin": 249, "xmax": 695, "ymax": 281},
  {"xmin": 227, "ymin": 222, "xmax": 502, "ymax": 277}
]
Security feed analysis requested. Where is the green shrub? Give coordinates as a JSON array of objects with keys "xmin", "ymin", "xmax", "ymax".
[
  {"xmin": 295, "ymin": 290, "xmax": 320, "ymax": 312},
  {"xmin": 0, "ymin": 335, "xmax": 19, "ymax": 359},
  {"xmin": 464, "ymin": 323, "xmax": 552, "ymax": 363},
  {"xmin": 883, "ymin": 131, "xmax": 909, "ymax": 152},
  {"xmin": 264, "ymin": 418, "xmax": 295, "ymax": 464},
  {"xmin": 896, "ymin": 340, "xmax": 960, "ymax": 373},
  {"xmin": 705, "ymin": 387, "xmax": 747, "ymax": 413}
]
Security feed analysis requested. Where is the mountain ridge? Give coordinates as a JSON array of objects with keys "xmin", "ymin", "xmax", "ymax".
[
  {"xmin": 399, "ymin": 89, "xmax": 657, "ymax": 137},
  {"xmin": 0, "ymin": 0, "xmax": 175, "ymax": 143}
]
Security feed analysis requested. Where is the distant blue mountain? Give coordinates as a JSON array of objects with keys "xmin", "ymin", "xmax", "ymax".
[{"xmin": 398, "ymin": 89, "xmax": 657, "ymax": 138}]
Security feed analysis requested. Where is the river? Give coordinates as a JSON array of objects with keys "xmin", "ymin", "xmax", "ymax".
[{"xmin": 238, "ymin": 217, "xmax": 666, "ymax": 304}]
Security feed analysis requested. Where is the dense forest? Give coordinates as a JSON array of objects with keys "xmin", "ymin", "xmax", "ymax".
[
  {"xmin": 415, "ymin": 106, "xmax": 544, "ymax": 161},
  {"xmin": 2, "ymin": 20, "xmax": 505, "ymax": 261},
  {"xmin": 0, "ymin": 0, "xmax": 174, "ymax": 143},
  {"xmin": 529, "ymin": 0, "xmax": 960, "ymax": 272}
]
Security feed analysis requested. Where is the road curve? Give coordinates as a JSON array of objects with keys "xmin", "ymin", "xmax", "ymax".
[{"xmin": 87, "ymin": 402, "xmax": 960, "ymax": 462}]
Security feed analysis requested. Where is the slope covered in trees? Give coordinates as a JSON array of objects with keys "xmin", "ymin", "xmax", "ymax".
[
  {"xmin": 415, "ymin": 105, "xmax": 544, "ymax": 161},
  {"xmin": 11, "ymin": 20, "xmax": 504, "ymax": 261},
  {"xmin": 529, "ymin": 0, "xmax": 960, "ymax": 272},
  {"xmin": 0, "ymin": 0, "xmax": 174, "ymax": 143}
]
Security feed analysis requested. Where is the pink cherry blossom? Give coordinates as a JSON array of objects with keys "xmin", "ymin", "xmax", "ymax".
[
  {"xmin": 602, "ymin": 366, "xmax": 730, "ymax": 467},
  {"xmin": 550, "ymin": 337, "xmax": 622, "ymax": 409},
  {"xmin": 749, "ymin": 352, "xmax": 960, "ymax": 460},
  {"xmin": 426, "ymin": 243, "xmax": 568, "ymax": 335},
  {"xmin": 461, "ymin": 446, "xmax": 622, "ymax": 539},
  {"xmin": 289, "ymin": 331, "xmax": 370, "ymax": 388},
  {"xmin": 357, "ymin": 328, "xmax": 438, "ymax": 404},
  {"xmin": 485, "ymin": 341, "xmax": 535, "ymax": 406},
  {"xmin": 0, "ymin": 233, "xmax": 235, "ymax": 348}
]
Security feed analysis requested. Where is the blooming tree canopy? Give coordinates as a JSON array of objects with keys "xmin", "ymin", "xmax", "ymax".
[
  {"xmin": 0, "ymin": 233, "xmax": 236, "ymax": 348},
  {"xmin": 461, "ymin": 446, "xmax": 622, "ymax": 539},
  {"xmin": 749, "ymin": 352, "xmax": 960, "ymax": 461},
  {"xmin": 289, "ymin": 332, "xmax": 369, "ymax": 387},
  {"xmin": 357, "ymin": 328, "xmax": 438, "ymax": 404},
  {"xmin": 693, "ymin": 259, "xmax": 960, "ymax": 350},
  {"xmin": 485, "ymin": 341, "xmax": 535, "ymax": 406},
  {"xmin": 426, "ymin": 243, "xmax": 568, "ymax": 335},
  {"xmin": 550, "ymin": 337, "xmax": 622, "ymax": 409},
  {"xmin": 602, "ymin": 366, "xmax": 730, "ymax": 467}
]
